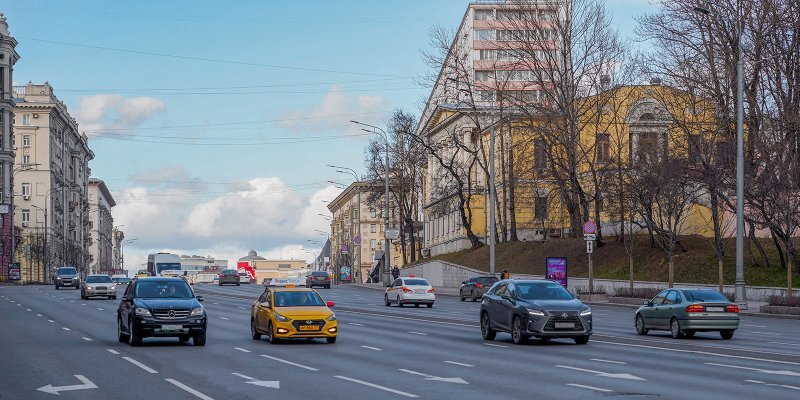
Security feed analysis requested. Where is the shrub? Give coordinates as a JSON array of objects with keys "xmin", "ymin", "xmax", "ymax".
[
  {"xmin": 574, "ymin": 285, "xmax": 607, "ymax": 294},
  {"xmin": 612, "ymin": 287, "xmax": 665, "ymax": 299},
  {"xmin": 767, "ymin": 295, "xmax": 800, "ymax": 307}
]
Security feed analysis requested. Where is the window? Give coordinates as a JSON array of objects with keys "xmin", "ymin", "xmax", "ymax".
[
  {"xmin": 474, "ymin": 10, "xmax": 493, "ymax": 20},
  {"xmin": 534, "ymin": 139, "xmax": 548, "ymax": 171},
  {"xmin": 21, "ymin": 183, "xmax": 31, "ymax": 196},
  {"xmin": 370, "ymin": 208, "xmax": 376, "ymax": 218},
  {"xmin": 651, "ymin": 290, "xmax": 668, "ymax": 305},
  {"xmin": 475, "ymin": 71, "xmax": 492, "ymax": 82},
  {"xmin": 664, "ymin": 290, "xmax": 679, "ymax": 305},
  {"xmin": 478, "ymin": 50, "xmax": 495, "ymax": 60},
  {"xmin": 496, "ymin": 11, "xmax": 519, "ymax": 21},
  {"xmin": 22, "ymin": 155, "xmax": 30, "ymax": 165},
  {"xmin": 637, "ymin": 133, "xmax": 659, "ymax": 165},
  {"xmin": 22, "ymin": 209, "xmax": 30, "ymax": 223},
  {"xmin": 370, "ymin": 239, "xmax": 376, "ymax": 250},
  {"xmin": 596, "ymin": 133, "xmax": 610, "ymax": 163},
  {"xmin": 371, "ymin": 224, "xmax": 376, "ymax": 233},
  {"xmin": 22, "ymin": 114, "xmax": 30, "ymax": 125},
  {"xmin": 478, "ymin": 91, "xmax": 495, "ymax": 102},
  {"xmin": 475, "ymin": 30, "xmax": 494, "ymax": 41},
  {"xmin": 688, "ymin": 134, "xmax": 702, "ymax": 164},
  {"xmin": 535, "ymin": 195, "xmax": 548, "ymax": 221},
  {"xmin": 22, "ymin": 135, "xmax": 30, "ymax": 147}
]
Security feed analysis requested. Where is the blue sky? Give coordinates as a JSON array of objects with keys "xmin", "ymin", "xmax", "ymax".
[{"xmin": 2, "ymin": 0, "xmax": 657, "ymax": 268}]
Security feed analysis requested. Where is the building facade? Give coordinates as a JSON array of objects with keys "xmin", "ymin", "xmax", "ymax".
[
  {"xmin": 13, "ymin": 82, "xmax": 94, "ymax": 279},
  {"xmin": 111, "ymin": 228, "xmax": 124, "ymax": 272},
  {"xmin": 248, "ymin": 259, "xmax": 307, "ymax": 283},
  {"xmin": 0, "ymin": 13, "xmax": 20, "ymax": 281},
  {"xmin": 87, "ymin": 179, "xmax": 115, "ymax": 274},
  {"xmin": 179, "ymin": 254, "xmax": 228, "ymax": 274}
]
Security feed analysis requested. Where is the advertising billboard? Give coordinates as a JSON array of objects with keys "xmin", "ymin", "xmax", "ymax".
[{"xmin": 545, "ymin": 257, "xmax": 567, "ymax": 288}]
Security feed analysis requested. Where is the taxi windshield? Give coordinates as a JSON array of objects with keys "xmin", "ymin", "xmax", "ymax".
[{"xmin": 273, "ymin": 291, "xmax": 325, "ymax": 307}]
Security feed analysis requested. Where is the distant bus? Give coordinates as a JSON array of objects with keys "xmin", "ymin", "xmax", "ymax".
[{"xmin": 146, "ymin": 253, "xmax": 182, "ymax": 277}]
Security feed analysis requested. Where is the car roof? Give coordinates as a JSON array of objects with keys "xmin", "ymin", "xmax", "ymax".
[
  {"xmin": 504, "ymin": 279, "xmax": 561, "ymax": 284},
  {"xmin": 87, "ymin": 274, "xmax": 111, "ymax": 277},
  {"xmin": 134, "ymin": 277, "xmax": 186, "ymax": 282},
  {"xmin": 270, "ymin": 287, "xmax": 315, "ymax": 293}
]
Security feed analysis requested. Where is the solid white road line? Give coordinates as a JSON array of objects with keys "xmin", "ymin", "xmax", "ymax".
[
  {"xmin": 361, "ymin": 345, "xmax": 382, "ymax": 351},
  {"xmin": 566, "ymin": 383, "xmax": 613, "ymax": 393},
  {"xmin": 769, "ymin": 342, "xmax": 800, "ymax": 347},
  {"xmin": 123, "ymin": 357, "xmax": 159, "ymax": 374},
  {"xmin": 746, "ymin": 379, "xmax": 800, "ymax": 391},
  {"xmin": 705, "ymin": 362, "xmax": 800, "ymax": 377},
  {"xmin": 234, "ymin": 347, "xmax": 251, "ymax": 353},
  {"xmin": 335, "ymin": 376, "xmax": 418, "ymax": 398},
  {"xmin": 260, "ymin": 355, "xmax": 319, "ymax": 371},
  {"xmin": 348, "ymin": 323, "xmax": 365, "ymax": 326},
  {"xmin": 165, "ymin": 379, "xmax": 215, "ymax": 400},
  {"xmin": 742, "ymin": 324, "xmax": 767, "ymax": 328},
  {"xmin": 590, "ymin": 359, "xmax": 628, "ymax": 365},
  {"xmin": 107, "ymin": 349, "xmax": 120, "ymax": 355},
  {"xmin": 82, "ymin": 337, "xmax": 93, "ymax": 341},
  {"xmin": 408, "ymin": 331, "xmax": 427, "ymax": 336},
  {"xmin": 483, "ymin": 343, "xmax": 508, "ymax": 348},
  {"xmin": 62, "ymin": 327, "xmax": 71, "ymax": 331},
  {"xmin": 444, "ymin": 361, "xmax": 475, "ymax": 367}
]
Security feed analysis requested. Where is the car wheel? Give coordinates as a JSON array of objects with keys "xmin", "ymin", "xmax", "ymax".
[
  {"xmin": 268, "ymin": 322, "xmax": 281, "ymax": 344},
  {"xmin": 193, "ymin": 332, "xmax": 207, "ymax": 346},
  {"xmin": 326, "ymin": 337, "xmax": 337, "ymax": 344},
  {"xmin": 237, "ymin": 283, "xmax": 240, "ymax": 286},
  {"xmin": 460, "ymin": 293, "xmax": 465, "ymax": 302},
  {"xmin": 414, "ymin": 303, "xmax": 420, "ymax": 308},
  {"xmin": 685, "ymin": 330, "xmax": 696, "ymax": 338},
  {"xmin": 117, "ymin": 319, "xmax": 130, "ymax": 343},
  {"xmin": 720, "ymin": 330, "xmax": 735, "ymax": 340},
  {"xmin": 670, "ymin": 318, "xmax": 685, "ymax": 339},
  {"xmin": 471, "ymin": 291, "xmax": 478, "ymax": 302},
  {"xmin": 635, "ymin": 314, "xmax": 649, "ymax": 335},
  {"xmin": 511, "ymin": 316, "xmax": 528, "ymax": 345},
  {"xmin": 480, "ymin": 312, "xmax": 496, "ymax": 341},
  {"xmin": 55, "ymin": 285, "xmax": 60, "ymax": 290},
  {"xmin": 397, "ymin": 296, "xmax": 403, "ymax": 307},
  {"xmin": 130, "ymin": 328, "xmax": 143, "ymax": 347},
  {"xmin": 574, "ymin": 336, "xmax": 590, "ymax": 345},
  {"xmin": 427, "ymin": 303, "xmax": 433, "ymax": 308},
  {"xmin": 251, "ymin": 319, "xmax": 262, "ymax": 340},
  {"xmin": 384, "ymin": 295, "xmax": 391, "ymax": 306},
  {"xmin": 179, "ymin": 335, "xmax": 190, "ymax": 343}
]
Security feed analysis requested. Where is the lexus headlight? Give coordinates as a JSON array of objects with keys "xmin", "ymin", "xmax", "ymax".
[
  {"xmin": 580, "ymin": 308, "xmax": 592, "ymax": 316},
  {"xmin": 527, "ymin": 309, "xmax": 545, "ymax": 316},
  {"xmin": 325, "ymin": 313, "xmax": 337, "ymax": 321},
  {"xmin": 135, "ymin": 307, "xmax": 152, "ymax": 317},
  {"xmin": 190, "ymin": 307, "xmax": 204, "ymax": 316},
  {"xmin": 274, "ymin": 312, "xmax": 290, "ymax": 322}
]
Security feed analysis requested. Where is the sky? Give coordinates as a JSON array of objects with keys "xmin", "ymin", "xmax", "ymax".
[{"xmin": 2, "ymin": 0, "xmax": 658, "ymax": 270}]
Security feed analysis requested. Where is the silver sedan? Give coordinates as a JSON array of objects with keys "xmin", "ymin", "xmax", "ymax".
[{"xmin": 81, "ymin": 275, "xmax": 117, "ymax": 300}]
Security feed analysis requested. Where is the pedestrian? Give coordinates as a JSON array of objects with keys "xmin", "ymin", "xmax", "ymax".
[
  {"xmin": 392, "ymin": 266, "xmax": 400, "ymax": 280},
  {"xmin": 501, "ymin": 269, "xmax": 510, "ymax": 280}
]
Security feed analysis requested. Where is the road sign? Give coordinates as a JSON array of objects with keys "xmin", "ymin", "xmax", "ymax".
[
  {"xmin": 0, "ymin": 204, "xmax": 9, "ymax": 214},
  {"xmin": 340, "ymin": 244, "xmax": 349, "ymax": 255},
  {"xmin": 582, "ymin": 220, "xmax": 597, "ymax": 235},
  {"xmin": 385, "ymin": 227, "xmax": 400, "ymax": 240},
  {"xmin": 586, "ymin": 240, "xmax": 594, "ymax": 254},
  {"xmin": 354, "ymin": 235, "xmax": 361, "ymax": 245},
  {"xmin": 583, "ymin": 234, "xmax": 596, "ymax": 241}
]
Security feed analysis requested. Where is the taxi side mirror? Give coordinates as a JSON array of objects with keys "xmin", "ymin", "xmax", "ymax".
[{"xmin": 327, "ymin": 301, "xmax": 335, "ymax": 308}]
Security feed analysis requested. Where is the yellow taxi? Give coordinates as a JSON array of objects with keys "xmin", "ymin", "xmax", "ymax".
[
  {"xmin": 250, "ymin": 279, "xmax": 337, "ymax": 344},
  {"xmin": 136, "ymin": 270, "xmax": 149, "ymax": 278}
]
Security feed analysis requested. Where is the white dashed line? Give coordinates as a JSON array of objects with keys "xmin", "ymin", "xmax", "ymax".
[
  {"xmin": 97, "ymin": 308, "xmax": 104, "ymax": 311},
  {"xmin": 444, "ymin": 361, "xmax": 475, "ymax": 367},
  {"xmin": 36, "ymin": 314, "xmax": 42, "ymax": 317},
  {"xmin": 335, "ymin": 376, "xmax": 418, "ymax": 398},
  {"xmin": 408, "ymin": 331, "xmax": 427, "ymax": 336},
  {"xmin": 219, "ymin": 317, "xmax": 229, "ymax": 320},
  {"xmin": 48, "ymin": 320, "xmax": 55, "ymax": 323},
  {"xmin": 165, "ymin": 378, "xmax": 214, "ymax": 400},
  {"xmin": 260, "ymin": 355, "xmax": 318, "ymax": 371},
  {"xmin": 567, "ymin": 383, "xmax": 613, "ymax": 393},
  {"xmin": 123, "ymin": 357, "xmax": 158, "ymax": 374},
  {"xmin": 81, "ymin": 303, "xmax": 86, "ymax": 306},
  {"xmin": 746, "ymin": 379, "xmax": 800, "ymax": 391},
  {"xmin": 751, "ymin": 332, "xmax": 781, "ymax": 336},
  {"xmin": 107, "ymin": 349, "xmax": 120, "ymax": 355},
  {"xmin": 769, "ymin": 342, "xmax": 800, "ymax": 347},
  {"xmin": 743, "ymin": 324, "xmax": 767, "ymax": 328},
  {"xmin": 26, "ymin": 308, "xmax": 32, "ymax": 311},
  {"xmin": 483, "ymin": 343, "xmax": 508, "ymax": 348},
  {"xmin": 590, "ymin": 359, "xmax": 628, "ymax": 365},
  {"xmin": 16, "ymin": 303, "xmax": 21, "ymax": 306},
  {"xmin": 62, "ymin": 327, "xmax": 71, "ymax": 331},
  {"xmin": 82, "ymin": 337, "xmax": 93, "ymax": 341},
  {"xmin": 70, "ymin": 300, "xmax": 75, "ymax": 303},
  {"xmin": 348, "ymin": 323, "xmax": 365, "ymax": 326},
  {"xmin": 234, "ymin": 347, "xmax": 251, "ymax": 353},
  {"xmin": 361, "ymin": 345, "xmax": 382, "ymax": 351}
]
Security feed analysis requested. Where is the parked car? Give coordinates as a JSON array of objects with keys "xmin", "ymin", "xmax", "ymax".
[
  {"xmin": 306, "ymin": 271, "xmax": 331, "ymax": 289},
  {"xmin": 55, "ymin": 267, "xmax": 80, "ymax": 290},
  {"xmin": 117, "ymin": 277, "xmax": 207, "ymax": 346},
  {"xmin": 384, "ymin": 278, "xmax": 435, "ymax": 308},
  {"xmin": 460, "ymin": 276, "xmax": 499, "ymax": 302},
  {"xmin": 82, "ymin": 274, "xmax": 117, "ymax": 300},
  {"xmin": 635, "ymin": 288, "xmax": 739, "ymax": 339},
  {"xmin": 480, "ymin": 280, "xmax": 592, "ymax": 345},
  {"xmin": 218, "ymin": 269, "xmax": 240, "ymax": 286},
  {"xmin": 112, "ymin": 275, "xmax": 131, "ymax": 285}
]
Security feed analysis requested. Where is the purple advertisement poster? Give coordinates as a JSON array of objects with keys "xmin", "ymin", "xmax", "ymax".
[{"xmin": 545, "ymin": 257, "xmax": 567, "ymax": 288}]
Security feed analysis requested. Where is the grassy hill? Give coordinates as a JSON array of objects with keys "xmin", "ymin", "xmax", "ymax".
[{"xmin": 420, "ymin": 235, "xmax": 799, "ymax": 288}]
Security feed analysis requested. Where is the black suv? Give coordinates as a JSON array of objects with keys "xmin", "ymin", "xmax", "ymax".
[
  {"xmin": 55, "ymin": 267, "xmax": 80, "ymax": 290},
  {"xmin": 117, "ymin": 277, "xmax": 207, "ymax": 346},
  {"xmin": 460, "ymin": 276, "xmax": 499, "ymax": 302}
]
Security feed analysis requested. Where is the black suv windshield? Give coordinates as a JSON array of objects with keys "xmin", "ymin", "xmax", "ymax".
[
  {"xmin": 516, "ymin": 282, "xmax": 574, "ymax": 300},
  {"xmin": 86, "ymin": 276, "xmax": 112, "ymax": 283},
  {"xmin": 58, "ymin": 267, "xmax": 77, "ymax": 275},
  {"xmin": 135, "ymin": 281, "xmax": 193, "ymax": 299},
  {"xmin": 683, "ymin": 290, "xmax": 729, "ymax": 302},
  {"xmin": 273, "ymin": 291, "xmax": 325, "ymax": 307}
]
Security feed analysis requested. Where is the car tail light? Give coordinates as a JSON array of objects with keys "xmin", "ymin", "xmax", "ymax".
[
  {"xmin": 475, "ymin": 284, "xmax": 483, "ymax": 288},
  {"xmin": 401, "ymin": 286, "xmax": 412, "ymax": 293},
  {"xmin": 725, "ymin": 305, "xmax": 739, "ymax": 313},
  {"xmin": 685, "ymin": 304, "xmax": 705, "ymax": 313},
  {"xmin": 427, "ymin": 288, "xmax": 435, "ymax": 293}
]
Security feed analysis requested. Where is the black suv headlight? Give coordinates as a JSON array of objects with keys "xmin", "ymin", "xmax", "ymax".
[{"xmin": 135, "ymin": 307, "xmax": 152, "ymax": 317}]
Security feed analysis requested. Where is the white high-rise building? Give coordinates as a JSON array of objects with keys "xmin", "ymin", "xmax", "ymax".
[{"xmin": 88, "ymin": 179, "xmax": 115, "ymax": 274}]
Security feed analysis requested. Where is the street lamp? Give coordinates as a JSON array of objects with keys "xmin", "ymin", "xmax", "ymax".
[
  {"xmin": 350, "ymin": 120, "xmax": 392, "ymax": 286},
  {"xmin": 328, "ymin": 164, "xmax": 363, "ymax": 283},
  {"xmin": 694, "ymin": 2, "xmax": 747, "ymax": 306},
  {"xmin": 317, "ymin": 213, "xmax": 333, "ymax": 221},
  {"xmin": 120, "ymin": 238, "xmax": 138, "ymax": 275}
]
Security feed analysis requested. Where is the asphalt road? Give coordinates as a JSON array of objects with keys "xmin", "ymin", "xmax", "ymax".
[{"xmin": 1, "ymin": 283, "xmax": 799, "ymax": 399}]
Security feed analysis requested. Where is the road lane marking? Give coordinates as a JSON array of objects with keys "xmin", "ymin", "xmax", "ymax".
[
  {"xmin": 746, "ymin": 379, "xmax": 800, "ymax": 391},
  {"xmin": 566, "ymin": 383, "xmax": 613, "ymax": 393},
  {"xmin": 408, "ymin": 331, "xmax": 427, "ymax": 336},
  {"xmin": 232, "ymin": 372, "xmax": 255, "ymax": 380},
  {"xmin": 97, "ymin": 308, "xmax": 104, "ymax": 311},
  {"xmin": 483, "ymin": 343, "xmax": 508, "ymax": 348},
  {"xmin": 36, "ymin": 375, "xmax": 98, "ymax": 395},
  {"xmin": 165, "ymin": 379, "xmax": 214, "ymax": 400},
  {"xmin": 335, "ymin": 376, "xmax": 418, "ymax": 398},
  {"xmin": 62, "ymin": 327, "xmax": 71, "ymax": 331},
  {"xmin": 556, "ymin": 365, "xmax": 645, "ymax": 381},
  {"xmin": 348, "ymin": 323, "xmax": 365, "ymax": 326},
  {"xmin": 769, "ymin": 342, "xmax": 800, "ymax": 347},
  {"xmin": 123, "ymin": 357, "xmax": 159, "ymax": 374},
  {"xmin": 26, "ymin": 308, "xmax": 32, "ymax": 311},
  {"xmin": 743, "ymin": 324, "xmax": 767, "ymax": 328},
  {"xmin": 107, "ymin": 349, "xmax": 120, "ymax": 355},
  {"xmin": 48, "ymin": 320, "xmax": 55, "ymax": 323},
  {"xmin": 82, "ymin": 337, "xmax": 92, "ymax": 341},
  {"xmin": 399, "ymin": 369, "xmax": 468, "ymax": 384},
  {"xmin": 81, "ymin": 303, "xmax": 86, "ymax": 306},
  {"xmin": 70, "ymin": 300, "xmax": 75, "ymax": 302},
  {"xmin": 36, "ymin": 314, "xmax": 42, "ymax": 317},
  {"xmin": 751, "ymin": 331, "xmax": 781, "ymax": 336},
  {"xmin": 234, "ymin": 347, "xmax": 251, "ymax": 353},
  {"xmin": 590, "ymin": 359, "xmax": 628, "ymax": 365},
  {"xmin": 219, "ymin": 317, "xmax": 229, "ymax": 320},
  {"xmin": 593, "ymin": 340, "xmax": 800, "ymax": 367},
  {"xmin": 361, "ymin": 345, "xmax": 382, "ymax": 351},
  {"xmin": 705, "ymin": 362, "xmax": 800, "ymax": 377},
  {"xmin": 16, "ymin": 303, "xmax": 21, "ymax": 306},
  {"xmin": 444, "ymin": 361, "xmax": 475, "ymax": 367},
  {"xmin": 260, "ymin": 355, "xmax": 318, "ymax": 371}
]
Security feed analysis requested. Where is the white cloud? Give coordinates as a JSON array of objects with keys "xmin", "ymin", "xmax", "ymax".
[
  {"xmin": 275, "ymin": 85, "xmax": 387, "ymax": 136},
  {"xmin": 77, "ymin": 94, "xmax": 165, "ymax": 135}
]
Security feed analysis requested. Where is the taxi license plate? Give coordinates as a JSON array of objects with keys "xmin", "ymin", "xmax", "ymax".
[
  {"xmin": 555, "ymin": 322, "xmax": 574, "ymax": 329},
  {"xmin": 706, "ymin": 306, "xmax": 724, "ymax": 312},
  {"xmin": 299, "ymin": 325, "xmax": 317, "ymax": 331},
  {"xmin": 161, "ymin": 325, "xmax": 183, "ymax": 331}
]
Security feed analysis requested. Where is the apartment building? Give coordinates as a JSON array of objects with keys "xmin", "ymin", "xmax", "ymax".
[
  {"xmin": 111, "ymin": 228, "xmax": 124, "ymax": 272},
  {"xmin": 179, "ymin": 254, "xmax": 228, "ymax": 274},
  {"xmin": 87, "ymin": 179, "xmax": 115, "ymax": 274},
  {"xmin": 13, "ymin": 82, "xmax": 95, "ymax": 277},
  {"xmin": 0, "ymin": 13, "xmax": 20, "ymax": 281}
]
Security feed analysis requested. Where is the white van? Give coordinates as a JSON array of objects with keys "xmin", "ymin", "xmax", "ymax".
[{"xmin": 146, "ymin": 253, "xmax": 182, "ymax": 277}]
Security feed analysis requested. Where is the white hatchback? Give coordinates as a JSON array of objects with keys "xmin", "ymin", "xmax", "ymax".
[{"xmin": 384, "ymin": 277, "xmax": 435, "ymax": 308}]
